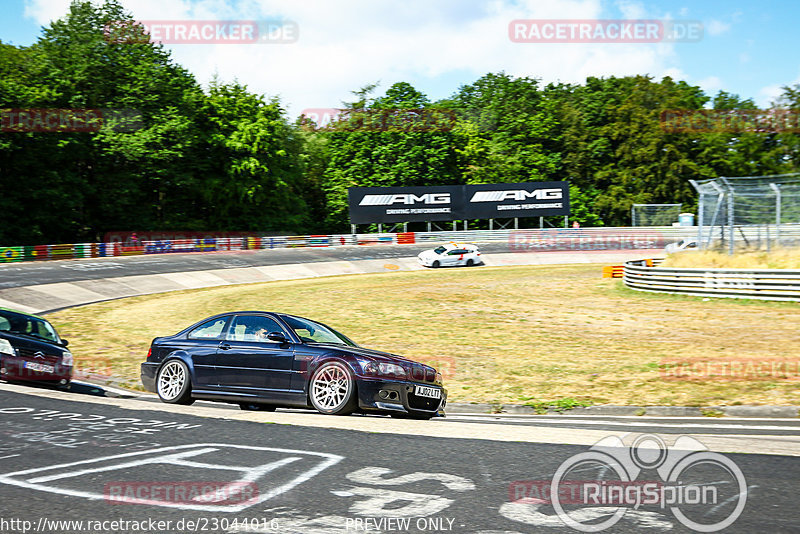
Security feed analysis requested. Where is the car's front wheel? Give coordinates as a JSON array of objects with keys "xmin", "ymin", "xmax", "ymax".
[
  {"xmin": 309, "ymin": 361, "xmax": 357, "ymax": 415},
  {"xmin": 432, "ymin": 260, "xmax": 440, "ymax": 268},
  {"xmin": 156, "ymin": 360, "xmax": 194, "ymax": 405}
]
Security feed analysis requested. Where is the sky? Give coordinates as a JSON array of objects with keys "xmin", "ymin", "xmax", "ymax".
[{"xmin": 3, "ymin": 0, "xmax": 799, "ymax": 119}]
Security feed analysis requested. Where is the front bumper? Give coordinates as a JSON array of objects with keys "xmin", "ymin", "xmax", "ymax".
[{"xmin": 356, "ymin": 377, "xmax": 446, "ymax": 417}]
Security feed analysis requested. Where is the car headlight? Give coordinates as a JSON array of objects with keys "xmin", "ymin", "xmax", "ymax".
[
  {"xmin": 357, "ymin": 359, "xmax": 407, "ymax": 379},
  {"xmin": 378, "ymin": 363, "xmax": 407, "ymax": 378},
  {"xmin": 358, "ymin": 359, "xmax": 378, "ymax": 375},
  {"xmin": 0, "ymin": 339, "xmax": 16, "ymax": 357},
  {"xmin": 61, "ymin": 350, "xmax": 73, "ymax": 367}
]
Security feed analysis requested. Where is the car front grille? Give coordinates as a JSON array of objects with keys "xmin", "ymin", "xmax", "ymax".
[
  {"xmin": 16, "ymin": 347, "xmax": 61, "ymax": 363},
  {"xmin": 410, "ymin": 364, "xmax": 436, "ymax": 384}
]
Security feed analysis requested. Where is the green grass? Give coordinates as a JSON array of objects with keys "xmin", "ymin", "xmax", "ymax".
[
  {"xmin": 661, "ymin": 248, "xmax": 800, "ymax": 269},
  {"xmin": 46, "ymin": 264, "xmax": 800, "ymax": 407}
]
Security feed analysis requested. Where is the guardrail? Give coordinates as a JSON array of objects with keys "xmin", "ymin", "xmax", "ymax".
[
  {"xmin": 623, "ymin": 259, "xmax": 800, "ymax": 301},
  {"xmin": 0, "ymin": 227, "xmax": 693, "ymax": 264}
]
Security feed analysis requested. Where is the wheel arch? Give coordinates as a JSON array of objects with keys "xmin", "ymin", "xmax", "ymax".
[
  {"xmin": 306, "ymin": 355, "xmax": 359, "ymax": 393},
  {"xmin": 158, "ymin": 350, "xmax": 196, "ymax": 387}
]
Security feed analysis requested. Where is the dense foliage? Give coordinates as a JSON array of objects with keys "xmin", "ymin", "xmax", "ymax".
[{"xmin": 1, "ymin": 0, "xmax": 798, "ymax": 244}]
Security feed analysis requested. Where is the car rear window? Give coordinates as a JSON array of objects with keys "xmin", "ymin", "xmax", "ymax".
[{"xmin": 188, "ymin": 318, "xmax": 228, "ymax": 339}]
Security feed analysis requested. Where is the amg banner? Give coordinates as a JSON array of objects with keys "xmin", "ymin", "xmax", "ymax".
[
  {"xmin": 348, "ymin": 186, "xmax": 465, "ymax": 224},
  {"xmin": 465, "ymin": 181, "xmax": 569, "ymax": 219},
  {"xmin": 348, "ymin": 182, "xmax": 570, "ymax": 224}
]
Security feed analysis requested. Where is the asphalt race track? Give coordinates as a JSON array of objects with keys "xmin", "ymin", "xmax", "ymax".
[
  {"xmin": 0, "ymin": 385, "xmax": 799, "ymax": 534},
  {"xmin": 0, "ymin": 244, "xmax": 514, "ymax": 289}
]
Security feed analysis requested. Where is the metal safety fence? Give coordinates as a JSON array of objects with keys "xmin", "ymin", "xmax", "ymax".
[
  {"xmin": 690, "ymin": 173, "xmax": 800, "ymax": 254},
  {"xmin": 623, "ymin": 259, "xmax": 800, "ymax": 301},
  {"xmin": 0, "ymin": 227, "xmax": 694, "ymax": 264}
]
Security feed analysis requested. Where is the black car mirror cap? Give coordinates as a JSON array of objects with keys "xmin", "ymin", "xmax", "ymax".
[
  {"xmin": 266, "ymin": 331, "xmax": 288, "ymax": 343},
  {"xmin": 61, "ymin": 339, "xmax": 69, "ymax": 347}
]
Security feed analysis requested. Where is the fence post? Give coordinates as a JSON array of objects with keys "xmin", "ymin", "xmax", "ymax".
[
  {"xmin": 719, "ymin": 177, "xmax": 735, "ymax": 255},
  {"xmin": 770, "ymin": 183, "xmax": 781, "ymax": 247}
]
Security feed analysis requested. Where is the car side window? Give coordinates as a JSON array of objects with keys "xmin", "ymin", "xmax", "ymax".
[
  {"xmin": 188, "ymin": 318, "xmax": 228, "ymax": 340},
  {"xmin": 449, "ymin": 249, "xmax": 465, "ymax": 255},
  {"xmin": 227, "ymin": 315, "xmax": 287, "ymax": 343}
]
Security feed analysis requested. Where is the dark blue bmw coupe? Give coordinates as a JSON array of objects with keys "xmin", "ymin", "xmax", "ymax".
[{"xmin": 140, "ymin": 311, "xmax": 446, "ymax": 419}]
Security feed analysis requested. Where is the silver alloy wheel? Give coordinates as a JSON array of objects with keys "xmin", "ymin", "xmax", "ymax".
[
  {"xmin": 310, "ymin": 362, "xmax": 352, "ymax": 412},
  {"xmin": 158, "ymin": 360, "xmax": 187, "ymax": 401}
]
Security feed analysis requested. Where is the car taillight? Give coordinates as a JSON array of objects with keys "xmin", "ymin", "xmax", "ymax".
[{"xmin": 147, "ymin": 347, "xmax": 152, "ymax": 359}]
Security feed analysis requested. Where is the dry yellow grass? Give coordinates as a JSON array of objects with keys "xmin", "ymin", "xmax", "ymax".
[
  {"xmin": 661, "ymin": 248, "xmax": 800, "ymax": 269},
  {"xmin": 47, "ymin": 264, "xmax": 800, "ymax": 407}
]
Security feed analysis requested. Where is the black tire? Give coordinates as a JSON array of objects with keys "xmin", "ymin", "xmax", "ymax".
[
  {"xmin": 156, "ymin": 359, "xmax": 194, "ymax": 405},
  {"xmin": 466, "ymin": 259, "xmax": 474, "ymax": 267},
  {"xmin": 239, "ymin": 402, "xmax": 276, "ymax": 412},
  {"xmin": 309, "ymin": 361, "xmax": 358, "ymax": 415},
  {"xmin": 432, "ymin": 260, "xmax": 440, "ymax": 268}
]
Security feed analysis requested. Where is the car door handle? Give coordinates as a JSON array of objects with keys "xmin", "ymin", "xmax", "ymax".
[{"xmin": 219, "ymin": 342, "xmax": 231, "ymax": 350}]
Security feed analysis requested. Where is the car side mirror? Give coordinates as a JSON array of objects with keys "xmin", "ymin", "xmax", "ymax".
[
  {"xmin": 266, "ymin": 332, "xmax": 288, "ymax": 343},
  {"xmin": 61, "ymin": 339, "xmax": 69, "ymax": 347}
]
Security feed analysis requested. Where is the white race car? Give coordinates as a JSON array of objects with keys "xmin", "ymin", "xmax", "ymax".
[
  {"xmin": 665, "ymin": 239, "xmax": 698, "ymax": 253},
  {"xmin": 417, "ymin": 243, "xmax": 482, "ymax": 268}
]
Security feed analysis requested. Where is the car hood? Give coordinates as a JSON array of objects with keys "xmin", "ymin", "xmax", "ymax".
[
  {"xmin": 418, "ymin": 250, "xmax": 440, "ymax": 259},
  {"xmin": 307, "ymin": 343, "xmax": 423, "ymax": 366}
]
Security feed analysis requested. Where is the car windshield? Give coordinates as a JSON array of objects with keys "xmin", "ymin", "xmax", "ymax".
[
  {"xmin": 281, "ymin": 315, "xmax": 357, "ymax": 347},
  {"xmin": 433, "ymin": 246, "xmax": 447, "ymax": 254},
  {"xmin": 0, "ymin": 309, "xmax": 60, "ymax": 343}
]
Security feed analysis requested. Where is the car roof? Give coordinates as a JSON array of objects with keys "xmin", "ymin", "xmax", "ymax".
[
  {"xmin": 0, "ymin": 307, "xmax": 47, "ymax": 321},
  {"xmin": 198, "ymin": 311, "xmax": 315, "ymax": 322}
]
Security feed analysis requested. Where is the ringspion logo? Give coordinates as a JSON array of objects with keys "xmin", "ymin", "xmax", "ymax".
[{"xmin": 549, "ymin": 434, "xmax": 746, "ymax": 532}]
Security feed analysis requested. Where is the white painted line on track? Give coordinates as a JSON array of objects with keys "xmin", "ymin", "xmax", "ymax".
[
  {"xmin": 444, "ymin": 415, "xmax": 800, "ymax": 432},
  {"xmin": 0, "ymin": 444, "xmax": 343, "ymax": 512}
]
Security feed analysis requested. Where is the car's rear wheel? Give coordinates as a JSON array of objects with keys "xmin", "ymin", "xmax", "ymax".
[
  {"xmin": 239, "ymin": 402, "xmax": 276, "ymax": 412},
  {"xmin": 156, "ymin": 360, "xmax": 194, "ymax": 405},
  {"xmin": 432, "ymin": 260, "xmax": 440, "ymax": 268},
  {"xmin": 466, "ymin": 259, "xmax": 474, "ymax": 267},
  {"xmin": 309, "ymin": 361, "xmax": 357, "ymax": 415}
]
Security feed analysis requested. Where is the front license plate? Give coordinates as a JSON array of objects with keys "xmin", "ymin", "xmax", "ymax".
[
  {"xmin": 24, "ymin": 362, "xmax": 54, "ymax": 373},
  {"xmin": 414, "ymin": 385, "xmax": 441, "ymax": 399}
]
